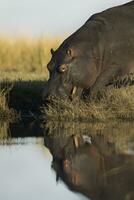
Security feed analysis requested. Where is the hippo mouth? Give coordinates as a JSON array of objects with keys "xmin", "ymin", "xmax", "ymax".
[{"xmin": 69, "ymin": 86, "xmax": 77, "ymax": 100}]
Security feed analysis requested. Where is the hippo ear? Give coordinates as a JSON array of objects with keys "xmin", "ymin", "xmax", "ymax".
[{"xmin": 51, "ymin": 48, "xmax": 55, "ymax": 56}]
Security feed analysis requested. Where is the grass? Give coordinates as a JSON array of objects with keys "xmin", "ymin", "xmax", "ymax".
[
  {"xmin": 0, "ymin": 88, "xmax": 18, "ymax": 120},
  {"xmin": 1, "ymin": 72, "xmax": 46, "ymax": 113},
  {"xmin": 0, "ymin": 121, "xmax": 11, "ymax": 140},
  {"xmin": 0, "ymin": 89, "xmax": 9, "ymax": 119},
  {"xmin": 0, "ymin": 36, "xmax": 63, "ymax": 73},
  {"xmin": 44, "ymin": 119, "xmax": 134, "ymax": 139},
  {"xmin": 0, "ymin": 36, "xmax": 134, "ymax": 122},
  {"xmin": 42, "ymin": 86, "xmax": 134, "ymax": 122},
  {"xmin": 0, "ymin": 36, "xmax": 63, "ymax": 120},
  {"xmin": 44, "ymin": 120, "xmax": 134, "ymax": 156}
]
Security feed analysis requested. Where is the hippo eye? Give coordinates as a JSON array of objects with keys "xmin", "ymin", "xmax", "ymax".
[
  {"xmin": 66, "ymin": 48, "xmax": 74, "ymax": 58},
  {"xmin": 67, "ymin": 49, "xmax": 72, "ymax": 57}
]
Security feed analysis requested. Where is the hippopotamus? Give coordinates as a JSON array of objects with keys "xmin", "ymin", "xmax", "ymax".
[
  {"xmin": 44, "ymin": 131, "xmax": 134, "ymax": 200},
  {"xmin": 43, "ymin": 1, "xmax": 134, "ymax": 100}
]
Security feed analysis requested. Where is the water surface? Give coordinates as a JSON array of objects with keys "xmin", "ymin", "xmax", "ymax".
[{"xmin": 0, "ymin": 121, "xmax": 134, "ymax": 200}]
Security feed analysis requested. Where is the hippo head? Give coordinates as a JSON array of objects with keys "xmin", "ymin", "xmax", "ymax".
[
  {"xmin": 43, "ymin": 41, "xmax": 97, "ymax": 101},
  {"xmin": 51, "ymin": 135, "xmax": 103, "ymax": 199}
]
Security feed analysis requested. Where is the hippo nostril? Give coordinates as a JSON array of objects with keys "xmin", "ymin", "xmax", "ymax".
[{"xmin": 58, "ymin": 64, "xmax": 68, "ymax": 73}]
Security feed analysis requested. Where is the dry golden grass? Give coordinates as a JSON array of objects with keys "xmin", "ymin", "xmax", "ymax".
[
  {"xmin": 0, "ymin": 121, "xmax": 10, "ymax": 140},
  {"xmin": 0, "ymin": 89, "xmax": 10, "ymax": 119},
  {"xmin": 0, "ymin": 36, "xmax": 134, "ymax": 122},
  {"xmin": 44, "ymin": 120, "xmax": 134, "ymax": 155},
  {"xmin": 0, "ymin": 36, "xmax": 63, "ymax": 119},
  {"xmin": 0, "ymin": 88, "xmax": 18, "ymax": 120},
  {"xmin": 42, "ymin": 86, "xmax": 134, "ymax": 122},
  {"xmin": 0, "ymin": 36, "xmax": 63, "ymax": 73}
]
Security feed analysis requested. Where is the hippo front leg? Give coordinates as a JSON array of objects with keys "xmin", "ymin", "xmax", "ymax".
[{"xmin": 90, "ymin": 67, "xmax": 119, "ymax": 99}]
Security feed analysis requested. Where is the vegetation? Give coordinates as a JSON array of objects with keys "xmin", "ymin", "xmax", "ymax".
[
  {"xmin": 0, "ymin": 36, "xmax": 134, "ymax": 122},
  {"xmin": 45, "ymin": 119, "xmax": 134, "ymax": 139},
  {"xmin": 1, "ymin": 72, "xmax": 46, "ymax": 115},
  {"xmin": 44, "ymin": 120, "xmax": 134, "ymax": 155},
  {"xmin": 0, "ymin": 88, "xmax": 18, "ymax": 120},
  {"xmin": 42, "ymin": 86, "xmax": 134, "ymax": 122},
  {"xmin": 0, "ymin": 36, "xmax": 63, "ymax": 73},
  {"xmin": 0, "ymin": 121, "xmax": 10, "ymax": 140},
  {"xmin": 0, "ymin": 36, "xmax": 63, "ymax": 119}
]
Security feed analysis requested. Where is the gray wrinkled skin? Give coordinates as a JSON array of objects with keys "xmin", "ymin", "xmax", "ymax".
[{"xmin": 43, "ymin": 1, "xmax": 134, "ymax": 101}]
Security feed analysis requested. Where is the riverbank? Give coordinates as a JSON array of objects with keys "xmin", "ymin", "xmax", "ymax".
[
  {"xmin": 0, "ymin": 36, "xmax": 134, "ymax": 122},
  {"xmin": 0, "ymin": 36, "xmax": 62, "ymax": 120},
  {"xmin": 0, "ymin": 71, "xmax": 46, "ymax": 120},
  {"xmin": 42, "ymin": 86, "xmax": 134, "ymax": 122}
]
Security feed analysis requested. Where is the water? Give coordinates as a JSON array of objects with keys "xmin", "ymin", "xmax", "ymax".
[{"xmin": 0, "ymin": 121, "xmax": 134, "ymax": 200}]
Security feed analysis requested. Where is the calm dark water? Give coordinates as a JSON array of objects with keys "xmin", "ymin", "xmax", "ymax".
[{"xmin": 0, "ymin": 121, "xmax": 134, "ymax": 200}]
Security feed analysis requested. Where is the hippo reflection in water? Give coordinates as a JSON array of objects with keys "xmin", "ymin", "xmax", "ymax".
[
  {"xmin": 44, "ymin": 131, "xmax": 134, "ymax": 200},
  {"xmin": 43, "ymin": 1, "xmax": 134, "ymax": 100}
]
